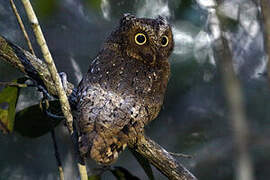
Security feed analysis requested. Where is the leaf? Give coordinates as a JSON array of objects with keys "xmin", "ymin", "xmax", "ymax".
[
  {"xmin": 88, "ymin": 174, "xmax": 101, "ymax": 180},
  {"xmin": 14, "ymin": 101, "xmax": 63, "ymax": 138},
  {"xmin": 111, "ymin": 167, "xmax": 140, "ymax": 180},
  {"xmin": 0, "ymin": 79, "xmax": 21, "ymax": 134},
  {"xmin": 129, "ymin": 148, "xmax": 155, "ymax": 180}
]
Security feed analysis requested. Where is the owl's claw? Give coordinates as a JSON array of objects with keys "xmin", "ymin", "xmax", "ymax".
[{"xmin": 59, "ymin": 72, "xmax": 68, "ymax": 92}]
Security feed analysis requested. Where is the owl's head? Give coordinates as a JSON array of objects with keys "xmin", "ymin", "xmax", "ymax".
[{"xmin": 107, "ymin": 14, "xmax": 174, "ymax": 65}]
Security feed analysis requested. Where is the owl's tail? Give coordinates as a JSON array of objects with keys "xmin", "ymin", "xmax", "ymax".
[
  {"xmin": 78, "ymin": 119, "xmax": 144, "ymax": 165},
  {"xmin": 78, "ymin": 130, "xmax": 128, "ymax": 165}
]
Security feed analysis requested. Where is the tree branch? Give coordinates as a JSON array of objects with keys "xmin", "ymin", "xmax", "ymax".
[
  {"xmin": 0, "ymin": 36, "xmax": 74, "ymax": 97},
  {"xmin": 207, "ymin": 2, "xmax": 255, "ymax": 180},
  {"xmin": 51, "ymin": 129, "xmax": 64, "ymax": 180},
  {"xmin": 21, "ymin": 0, "xmax": 74, "ymax": 135},
  {"xmin": 9, "ymin": 0, "xmax": 35, "ymax": 56},
  {"xmin": 0, "ymin": 35, "xmax": 197, "ymax": 180},
  {"xmin": 260, "ymin": 0, "xmax": 270, "ymax": 82},
  {"xmin": 129, "ymin": 136, "xmax": 197, "ymax": 180}
]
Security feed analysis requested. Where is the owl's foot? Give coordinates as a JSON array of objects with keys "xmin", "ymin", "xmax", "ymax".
[{"xmin": 59, "ymin": 72, "xmax": 68, "ymax": 92}]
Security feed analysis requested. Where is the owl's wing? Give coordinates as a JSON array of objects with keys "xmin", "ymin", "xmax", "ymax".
[{"xmin": 76, "ymin": 51, "xmax": 146, "ymax": 165}]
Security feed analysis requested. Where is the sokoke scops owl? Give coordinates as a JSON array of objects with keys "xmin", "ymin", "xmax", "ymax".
[{"xmin": 76, "ymin": 14, "xmax": 174, "ymax": 165}]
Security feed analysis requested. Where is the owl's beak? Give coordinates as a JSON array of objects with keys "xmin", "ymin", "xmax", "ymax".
[{"xmin": 142, "ymin": 52, "xmax": 156, "ymax": 65}]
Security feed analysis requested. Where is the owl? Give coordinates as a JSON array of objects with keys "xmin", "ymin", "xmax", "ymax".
[{"xmin": 76, "ymin": 14, "xmax": 174, "ymax": 165}]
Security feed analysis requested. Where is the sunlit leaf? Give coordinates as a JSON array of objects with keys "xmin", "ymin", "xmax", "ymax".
[
  {"xmin": 111, "ymin": 167, "xmax": 140, "ymax": 180},
  {"xmin": 14, "ymin": 101, "xmax": 63, "ymax": 138},
  {"xmin": 88, "ymin": 174, "xmax": 101, "ymax": 180},
  {"xmin": 129, "ymin": 148, "xmax": 154, "ymax": 180},
  {"xmin": 0, "ymin": 79, "xmax": 22, "ymax": 134}
]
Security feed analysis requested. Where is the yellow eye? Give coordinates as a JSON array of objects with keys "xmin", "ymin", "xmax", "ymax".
[
  {"xmin": 161, "ymin": 35, "xmax": 169, "ymax": 47},
  {"xmin": 135, "ymin": 33, "xmax": 147, "ymax": 45}
]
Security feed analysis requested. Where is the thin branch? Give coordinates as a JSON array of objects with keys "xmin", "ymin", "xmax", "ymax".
[
  {"xmin": 21, "ymin": 0, "xmax": 74, "ymax": 135},
  {"xmin": 10, "ymin": 0, "xmax": 65, "ymax": 177},
  {"xmin": 0, "ymin": 36, "xmax": 74, "ymax": 97},
  {"xmin": 20, "ymin": 1, "xmax": 87, "ymax": 179},
  {"xmin": 207, "ymin": 3, "xmax": 255, "ymax": 180},
  {"xmin": 129, "ymin": 135, "xmax": 197, "ymax": 180},
  {"xmin": 77, "ymin": 163, "xmax": 88, "ymax": 180},
  {"xmin": 217, "ymin": 35, "xmax": 254, "ymax": 180},
  {"xmin": 0, "ymin": 36, "xmax": 197, "ymax": 180},
  {"xmin": 260, "ymin": 0, "xmax": 270, "ymax": 82},
  {"xmin": 51, "ymin": 129, "xmax": 64, "ymax": 180},
  {"xmin": 9, "ymin": 0, "xmax": 35, "ymax": 56},
  {"xmin": 40, "ymin": 98, "xmax": 65, "ymax": 180}
]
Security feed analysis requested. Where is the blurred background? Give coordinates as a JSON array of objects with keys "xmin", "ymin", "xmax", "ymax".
[{"xmin": 0, "ymin": 0, "xmax": 269, "ymax": 179}]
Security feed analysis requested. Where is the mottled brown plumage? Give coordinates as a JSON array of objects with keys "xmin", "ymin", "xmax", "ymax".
[{"xmin": 76, "ymin": 14, "xmax": 174, "ymax": 165}]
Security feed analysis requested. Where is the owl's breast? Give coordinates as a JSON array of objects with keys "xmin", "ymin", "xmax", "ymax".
[
  {"xmin": 76, "ymin": 48, "xmax": 170, "ymax": 164},
  {"xmin": 78, "ymin": 52, "xmax": 169, "ymax": 128}
]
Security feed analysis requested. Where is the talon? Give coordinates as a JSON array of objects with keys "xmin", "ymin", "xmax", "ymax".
[{"xmin": 59, "ymin": 72, "xmax": 68, "ymax": 91}]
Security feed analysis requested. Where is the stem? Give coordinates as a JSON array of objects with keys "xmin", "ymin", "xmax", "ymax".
[
  {"xmin": 20, "ymin": 1, "xmax": 87, "ymax": 179},
  {"xmin": 260, "ymin": 0, "xmax": 270, "ymax": 83},
  {"xmin": 51, "ymin": 129, "xmax": 65, "ymax": 180},
  {"xmin": 206, "ymin": 3, "xmax": 255, "ymax": 180},
  {"xmin": 129, "ymin": 136, "xmax": 197, "ymax": 180},
  {"xmin": 20, "ymin": 0, "xmax": 74, "ymax": 135},
  {"xmin": 9, "ymin": 0, "xmax": 35, "ymax": 56}
]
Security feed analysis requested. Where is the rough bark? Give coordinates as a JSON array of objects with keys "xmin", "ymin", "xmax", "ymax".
[
  {"xmin": 129, "ymin": 135, "xmax": 197, "ymax": 180},
  {"xmin": 261, "ymin": 0, "xmax": 270, "ymax": 82}
]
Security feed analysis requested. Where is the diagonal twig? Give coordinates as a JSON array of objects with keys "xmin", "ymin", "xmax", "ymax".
[
  {"xmin": 129, "ymin": 135, "xmax": 197, "ymax": 180},
  {"xmin": 260, "ymin": 0, "xmax": 270, "ymax": 83},
  {"xmin": 9, "ymin": 0, "xmax": 35, "ymax": 56},
  {"xmin": 9, "ymin": 1, "xmax": 65, "ymax": 179},
  {"xmin": 19, "ymin": 0, "xmax": 87, "ymax": 179},
  {"xmin": 20, "ymin": 0, "xmax": 74, "ymax": 136},
  {"xmin": 206, "ymin": 2, "xmax": 255, "ymax": 180},
  {"xmin": 51, "ymin": 129, "xmax": 65, "ymax": 180}
]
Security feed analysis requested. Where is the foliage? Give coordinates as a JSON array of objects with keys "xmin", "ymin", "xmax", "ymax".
[
  {"xmin": 14, "ymin": 101, "xmax": 63, "ymax": 138},
  {"xmin": 0, "ymin": 78, "xmax": 63, "ymax": 137},
  {"xmin": 0, "ymin": 78, "xmax": 24, "ymax": 133}
]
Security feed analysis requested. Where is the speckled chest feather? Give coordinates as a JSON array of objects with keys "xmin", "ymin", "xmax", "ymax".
[{"xmin": 76, "ymin": 14, "xmax": 174, "ymax": 165}]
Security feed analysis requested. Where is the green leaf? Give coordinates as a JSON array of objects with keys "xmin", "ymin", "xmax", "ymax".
[
  {"xmin": 111, "ymin": 167, "xmax": 140, "ymax": 180},
  {"xmin": 14, "ymin": 101, "xmax": 63, "ymax": 138},
  {"xmin": 129, "ymin": 148, "xmax": 154, "ymax": 180},
  {"xmin": 88, "ymin": 174, "xmax": 101, "ymax": 180},
  {"xmin": 0, "ymin": 80, "xmax": 21, "ymax": 134}
]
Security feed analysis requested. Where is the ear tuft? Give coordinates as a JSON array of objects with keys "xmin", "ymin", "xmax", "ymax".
[
  {"xmin": 156, "ymin": 15, "xmax": 168, "ymax": 25},
  {"xmin": 120, "ymin": 13, "xmax": 136, "ymax": 26}
]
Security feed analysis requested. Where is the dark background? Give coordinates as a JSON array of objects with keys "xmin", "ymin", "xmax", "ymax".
[{"xmin": 0, "ymin": 0, "xmax": 269, "ymax": 179}]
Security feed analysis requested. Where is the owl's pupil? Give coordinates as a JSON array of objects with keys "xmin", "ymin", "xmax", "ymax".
[
  {"xmin": 136, "ymin": 35, "xmax": 145, "ymax": 43},
  {"xmin": 161, "ymin": 37, "xmax": 167, "ymax": 45}
]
